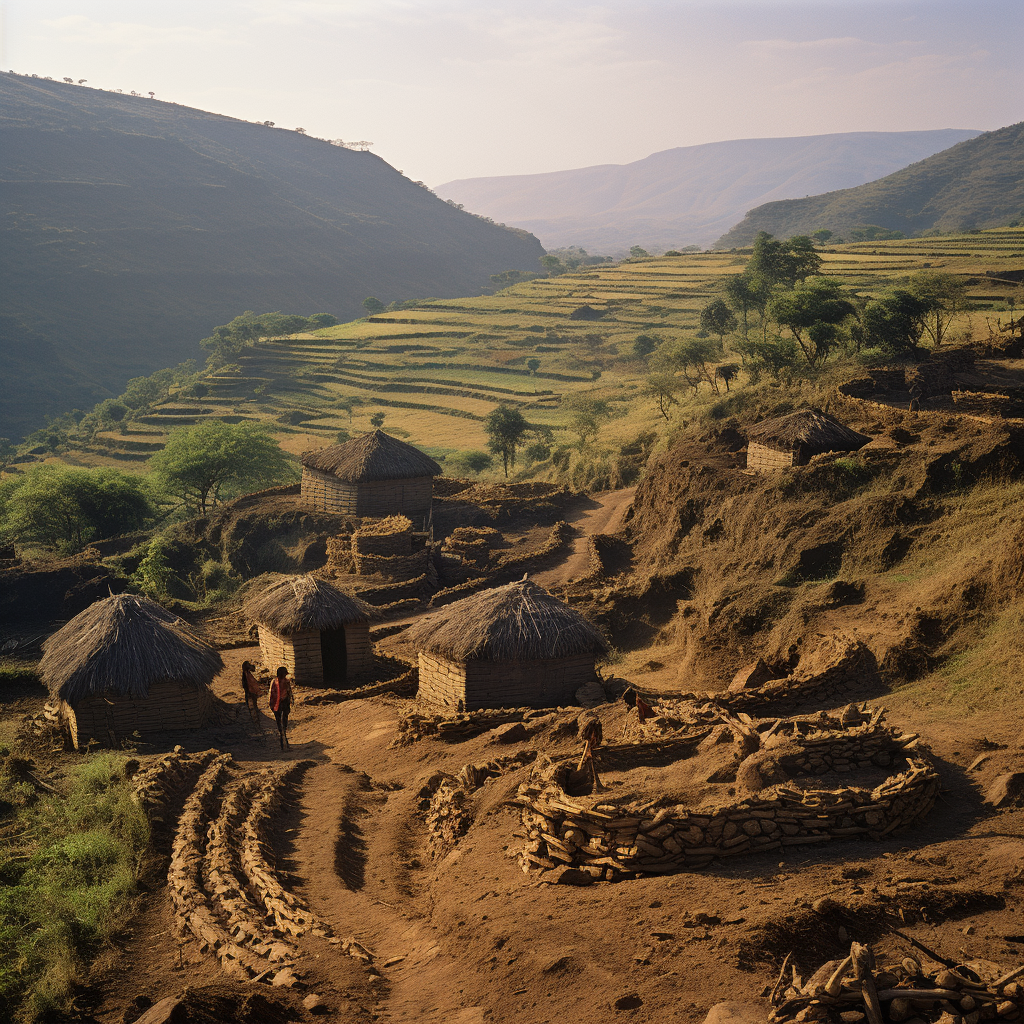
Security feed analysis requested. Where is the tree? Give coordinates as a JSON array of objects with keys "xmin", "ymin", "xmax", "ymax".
[
  {"xmin": 526, "ymin": 358, "xmax": 541, "ymax": 374},
  {"xmin": 629, "ymin": 246, "xmax": 650, "ymax": 259},
  {"xmin": 768, "ymin": 277, "xmax": 857, "ymax": 368},
  {"xmin": 786, "ymin": 236, "xmax": 824, "ymax": 283},
  {"xmin": 490, "ymin": 269, "xmax": 537, "ymax": 290},
  {"xmin": 656, "ymin": 337, "xmax": 721, "ymax": 393},
  {"xmin": 862, "ymin": 291, "xmax": 932, "ymax": 357},
  {"xmin": 150, "ymin": 421, "xmax": 293, "ymax": 513},
  {"xmin": 746, "ymin": 231, "xmax": 822, "ymax": 290},
  {"xmin": 811, "ymin": 229, "xmax": 833, "ymax": 244},
  {"xmin": 539, "ymin": 255, "xmax": 564, "ymax": 276},
  {"xmin": 484, "ymin": 405, "xmax": 529, "ymax": 477},
  {"xmin": 633, "ymin": 334, "xmax": 658, "ymax": 359},
  {"xmin": 95, "ymin": 399, "xmax": 128, "ymax": 428},
  {"xmin": 0, "ymin": 438, "xmax": 17, "ymax": 474},
  {"xmin": 448, "ymin": 450, "xmax": 493, "ymax": 475},
  {"xmin": 643, "ymin": 373, "xmax": 681, "ymax": 419},
  {"xmin": 562, "ymin": 395, "xmax": 611, "ymax": 451},
  {"xmin": 723, "ymin": 273, "xmax": 769, "ymax": 338},
  {"xmin": 1, "ymin": 465, "xmax": 153, "ymax": 552},
  {"xmin": 62, "ymin": 77, "xmax": 73, "ymax": 84},
  {"xmin": 905, "ymin": 271, "xmax": 970, "ymax": 348},
  {"xmin": 363, "ymin": 297, "xmax": 385, "ymax": 315},
  {"xmin": 715, "ymin": 364, "xmax": 740, "ymax": 391},
  {"xmin": 307, "ymin": 312, "xmax": 340, "ymax": 329},
  {"xmin": 699, "ymin": 298, "xmax": 738, "ymax": 343},
  {"xmin": 369, "ymin": 411, "xmax": 386, "ymax": 429},
  {"xmin": 121, "ymin": 375, "xmax": 164, "ymax": 410}
]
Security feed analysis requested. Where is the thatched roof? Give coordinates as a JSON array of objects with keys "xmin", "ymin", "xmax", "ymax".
[
  {"xmin": 40, "ymin": 594, "xmax": 223, "ymax": 705},
  {"xmin": 244, "ymin": 574, "xmax": 381, "ymax": 634},
  {"xmin": 301, "ymin": 430, "xmax": 442, "ymax": 482},
  {"xmin": 403, "ymin": 579, "xmax": 609, "ymax": 662},
  {"xmin": 747, "ymin": 408, "xmax": 871, "ymax": 453}
]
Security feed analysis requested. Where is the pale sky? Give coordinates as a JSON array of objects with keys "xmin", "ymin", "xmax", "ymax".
[{"xmin": 3, "ymin": 0, "xmax": 1021, "ymax": 185}]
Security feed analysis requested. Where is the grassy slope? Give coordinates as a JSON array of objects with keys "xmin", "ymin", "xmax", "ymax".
[
  {"xmin": 716, "ymin": 121, "xmax": 1024, "ymax": 247},
  {"xmin": 54, "ymin": 227, "xmax": 1024, "ymax": 477}
]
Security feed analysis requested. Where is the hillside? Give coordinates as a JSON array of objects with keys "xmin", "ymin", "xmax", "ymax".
[
  {"xmin": 0, "ymin": 74, "xmax": 544, "ymax": 441},
  {"xmin": 716, "ymin": 122, "xmax": 1024, "ymax": 247},
  {"xmin": 435, "ymin": 129, "xmax": 981, "ymax": 254}
]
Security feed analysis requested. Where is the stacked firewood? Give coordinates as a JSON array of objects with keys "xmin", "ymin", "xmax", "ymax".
[{"xmin": 771, "ymin": 941, "xmax": 1024, "ymax": 1024}]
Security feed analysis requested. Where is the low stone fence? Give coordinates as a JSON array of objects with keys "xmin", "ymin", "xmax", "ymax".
[
  {"xmin": 300, "ymin": 666, "xmax": 418, "ymax": 705},
  {"xmin": 514, "ymin": 754, "xmax": 939, "ymax": 882},
  {"xmin": 393, "ymin": 706, "xmax": 579, "ymax": 745},
  {"xmin": 353, "ymin": 547, "xmax": 432, "ymax": 579}
]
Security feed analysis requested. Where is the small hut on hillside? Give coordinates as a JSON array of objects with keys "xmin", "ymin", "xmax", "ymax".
[
  {"xmin": 300, "ymin": 430, "xmax": 442, "ymax": 525},
  {"xmin": 39, "ymin": 594, "xmax": 222, "ymax": 749},
  {"xmin": 404, "ymin": 579, "xmax": 609, "ymax": 711},
  {"xmin": 746, "ymin": 409, "xmax": 871, "ymax": 471},
  {"xmin": 244, "ymin": 574, "xmax": 380, "ymax": 686}
]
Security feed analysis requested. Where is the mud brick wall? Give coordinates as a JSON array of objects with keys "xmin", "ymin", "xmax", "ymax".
[
  {"xmin": 746, "ymin": 442, "xmax": 797, "ymax": 472},
  {"xmin": 417, "ymin": 652, "xmax": 596, "ymax": 711},
  {"xmin": 342, "ymin": 621, "xmax": 373, "ymax": 680},
  {"xmin": 257, "ymin": 625, "xmax": 322, "ymax": 685},
  {"xmin": 301, "ymin": 468, "xmax": 433, "ymax": 523},
  {"xmin": 64, "ymin": 681, "xmax": 212, "ymax": 749},
  {"xmin": 515, "ymin": 756, "xmax": 939, "ymax": 881}
]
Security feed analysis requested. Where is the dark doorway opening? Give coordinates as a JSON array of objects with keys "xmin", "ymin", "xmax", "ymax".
[{"xmin": 320, "ymin": 627, "xmax": 348, "ymax": 685}]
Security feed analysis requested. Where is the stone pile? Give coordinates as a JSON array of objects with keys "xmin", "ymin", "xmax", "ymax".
[
  {"xmin": 770, "ymin": 940, "xmax": 1024, "ymax": 1024},
  {"xmin": 300, "ymin": 666, "xmax": 418, "ymax": 706},
  {"xmin": 132, "ymin": 746, "xmax": 219, "ymax": 827},
  {"xmin": 514, "ymin": 749, "xmax": 939, "ymax": 881},
  {"xmin": 394, "ymin": 706, "xmax": 578, "ymax": 745}
]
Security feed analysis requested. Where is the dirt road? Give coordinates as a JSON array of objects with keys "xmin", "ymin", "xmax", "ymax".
[{"xmin": 531, "ymin": 486, "xmax": 635, "ymax": 589}]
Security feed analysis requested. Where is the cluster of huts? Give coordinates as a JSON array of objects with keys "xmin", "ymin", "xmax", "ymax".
[
  {"xmin": 41, "ymin": 432, "xmax": 609, "ymax": 748},
  {"xmin": 40, "ymin": 412, "xmax": 871, "ymax": 748}
]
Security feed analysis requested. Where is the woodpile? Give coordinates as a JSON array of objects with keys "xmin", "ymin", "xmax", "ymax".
[{"xmin": 770, "ymin": 939, "xmax": 1024, "ymax": 1024}]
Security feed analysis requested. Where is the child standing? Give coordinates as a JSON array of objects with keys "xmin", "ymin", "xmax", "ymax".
[{"xmin": 269, "ymin": 666, "xmax": 293, "ymax": 751}]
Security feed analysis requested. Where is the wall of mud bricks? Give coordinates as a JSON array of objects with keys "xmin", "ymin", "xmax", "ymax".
[
  {"xmin": 353, "ymin": 548, "xmax": 431, "ymax": 579},
  {"xmin": 301, "ymin": 468, "xmax": 432, "ymax": 523},
  {"xmin": 495, "ymin": 521, "xmax": 572, "ymax": 569},
  {"xmin": 256, "ymin": 623, "xmax": 372, "ymax": 685},
  {"xmin": 515, "ymin": 756, "xmax": 939, "ymax": 881},
  {"xmin": 352, "ymin": 517, "xmax": 414, "ymax": 556},
  {"xmin": 64, "ymin": 681, "xmax": 212, "ymax": 749},
  {"xmin": 953, "ymin": 389, "xmax": 1024, "ymax": 418},
  {"xmin": 417, "ymin": 652, "xmax": 596, "ymax": 711},
  {"xmin": 746, "ymin": 442, "xmax": 797, "ymax": 472}
]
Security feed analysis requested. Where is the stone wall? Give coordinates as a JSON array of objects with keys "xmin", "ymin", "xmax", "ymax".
[
  {"xmin": 515, "ymin": 752, "xmax": 938, "ymax": 882},
  {"xmin": 746, "ymin": 442, "xmax": 796, "ymax": 473},
  {"xmin": 352, "ymin": 516, "xmax": 415, "ymax": 556},
  {"xmin": 353, "ymin": 547, "xmax": 431, "ymax": 579},
  {"xmin": 417, "ymin": 652, "xmax": 596, "ymax": 711},
  {"xmin": 64, "ymin": 680, "xmax": 212, "ymax": 749}
]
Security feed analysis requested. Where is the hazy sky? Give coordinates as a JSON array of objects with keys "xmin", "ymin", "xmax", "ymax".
[{"xmin": 4, "ymin": 1, "xmax": 1021, "ymax": 184}]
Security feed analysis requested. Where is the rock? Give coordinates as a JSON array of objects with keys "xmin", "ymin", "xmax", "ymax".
[
  {"xmin": 303, "ymin": 993, "xmax": 330, "ymax": 1015},
  {"xmin": 702, "ymin": 1001, "xmax": 767, "ymax": 1024},
  {"xmin": 543, "ymin": 955, "xmax": 571, "ymax": 973},
  {"xmin": 728, "ymin": 659, "xmax": 777, "ymax": 692},
  {"xmin": 493, "ymin": 722, "xmax": 530, "ymax": 744},
  {"xmin": 984, "ymin": 773, "xmax": 1024, "ymax": 808},
  {"xmin": 614, "ymin": 993, "xmax": 644, "ymax": 1011},
  {"xmin": 134, "ymin": 998, "xmax": 187, "ymax": 1024},
  {"xmin": 272, "ymin": 968, "xmax": 299, "ymax": 988},
  {"xmin": 554, "ymin": 867, "xmax": 594, "ymax": 887}
]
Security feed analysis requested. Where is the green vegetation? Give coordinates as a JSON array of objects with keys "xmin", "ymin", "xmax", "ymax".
[
  {"xmin": 0, "ymin": 746, "xmax": 149, "ymax": 1020},
  {"xmin": 484, "ymin": 406, "xmax": 530, "ymax": 476}
]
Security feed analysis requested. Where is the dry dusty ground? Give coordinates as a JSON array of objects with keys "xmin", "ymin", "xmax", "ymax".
[{"xmin": 73, "ymin": 640, "xmax": 1024, "ymax": 1024}]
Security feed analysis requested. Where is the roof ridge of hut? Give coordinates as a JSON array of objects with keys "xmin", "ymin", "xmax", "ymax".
[
  {"xmin": 747, "ymin": 407, "xmax": 872, "ymax": 450},
  {"xmin": 403, "ymin": 578, "xmax": 609, "ymax": 662},
  {"xmin": 244, "ymin": 573, "xmax": 382, "ymax": 635},
  {"xmin": 300, "ymin": 429, "xmax": 442, "ymax": 482},
  {"xmin": 39, "ymin": 593, "xmax": 223, "ymax": 703}
]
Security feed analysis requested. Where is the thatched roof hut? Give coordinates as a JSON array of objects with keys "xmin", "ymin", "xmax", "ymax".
[
  {"xmin": 405, "ymin": 579, "xmax": 609, "ymax": 710},
  {"xmin": 746, "ymin": 408, "xmax": 871, "ymax": 471},
  {"xmin": 244, "ymin": 574, "xmax": 380, "ymax": 686},
  {"xmin": 300, "ymin": 430, "xmax": 442, "ymax": 522},
  {"xmin": 40, "ymin": 594, "xmax": 222, "ymax": 748}
]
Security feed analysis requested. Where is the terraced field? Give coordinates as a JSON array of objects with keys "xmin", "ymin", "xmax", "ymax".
[{"xmin": 64, "ymin": 228, "xmax": 1024, "ymax": 473}]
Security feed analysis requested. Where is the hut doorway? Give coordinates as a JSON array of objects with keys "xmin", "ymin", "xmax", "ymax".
[{"xmin": 320, "ymin": 627, "xmax": 348, "ymax": 684}]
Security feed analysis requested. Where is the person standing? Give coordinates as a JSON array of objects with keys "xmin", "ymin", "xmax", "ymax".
[
  {"xmin": 241, "ymin": 661, "xmax": 264, "ymax": 732},
  {"xmin": 269, "ymin": 666, "xmax": 293, "ymax": 751}
]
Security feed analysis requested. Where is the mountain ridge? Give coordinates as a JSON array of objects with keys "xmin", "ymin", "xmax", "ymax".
[
  {"xmin": 0, "ymin": 74, "xmax": 543, "ymax": 440},
  {"xmin": 435, "ymin": 129, "xmax": 983, "ymax": 253}
]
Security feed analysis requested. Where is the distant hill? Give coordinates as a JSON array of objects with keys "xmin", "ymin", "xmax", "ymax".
[
  {"xmin": 0, "ymin": 75, "xmax": 543, "ymax": 441},
  {"xmin": 715, "ymin": 122, "xmax": 1024, "ymax": 248},
  {"xmin": 435, "ymin": 129, "xmax": 982, "ymax": 255}
]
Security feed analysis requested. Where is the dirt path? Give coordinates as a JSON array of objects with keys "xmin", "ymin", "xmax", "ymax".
[{"xmin": 531, "ymin": 485, "xmax": 635, "ymax": 589}]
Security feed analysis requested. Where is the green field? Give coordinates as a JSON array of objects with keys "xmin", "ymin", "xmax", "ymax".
[{"xmin": 43, "ymin": 227, "xmax": 1024, "ymax": 479}]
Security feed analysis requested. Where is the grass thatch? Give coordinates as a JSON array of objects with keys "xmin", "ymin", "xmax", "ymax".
[
  {"xmin": 301, "ymin": 429, "xmax": 442, "ymax": 482},
  {"xmin": 355, "ymin": 515, "xmax": 413, "ymax": 536},
  {"xmin": 39, "ymin": 594, "xmax": 223, "ymax": 704},
  {"xmin": 748, "ymin": 408, "xmax": 872, "ymax": 454},
  {"xmin": 244, "ymin": 573, "xmax": 381, "ymax": 634},
  {"xmin": 403, "ymin": 578, "xmax": 609, "ymax": 662}
]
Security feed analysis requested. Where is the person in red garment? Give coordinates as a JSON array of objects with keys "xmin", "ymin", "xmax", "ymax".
[{"xmin": 269, "ymin": 666, "xmax": 293, "ymax": 750}]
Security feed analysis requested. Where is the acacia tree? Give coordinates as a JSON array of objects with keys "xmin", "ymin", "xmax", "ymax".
[
  {"xmin": 768, "ymin": 277, "xmax": 857, "ymax": 368},
  {"xmin": 484, "ymin": 405, "xmax": 529, "ymax": 476},
  {"xmin": 150, "ymin": 421, "xmax": 293, "ymax": 513},
  {"xmin": 862, "ymin": 291, "xmax": 932, "ymax": 357},
  {"xmin": 643, "ymin": 373, "xmax": 681, "ymax": 419},
  {"xmin": 905, "ymin": 271, "xmax": 970, "ymax": 348},
  {"xmin": 699, "ymin": 298, "xmax": 738, "ymax": 343}
]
